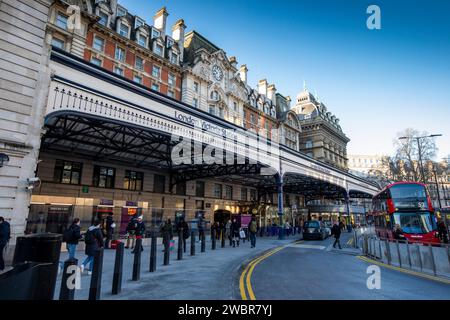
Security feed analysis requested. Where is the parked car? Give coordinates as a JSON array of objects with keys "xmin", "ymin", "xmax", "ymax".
[
  {"xmin": 303, "ymin": 220, "xmax": 328, "ymax": 240},
  {"xmin": 322, "ymin": 221, "xmax": 332, "ymax": 237}
]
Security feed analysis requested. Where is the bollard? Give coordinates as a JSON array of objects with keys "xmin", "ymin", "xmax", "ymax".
[
  {"xmin": 59, "ymin": 258, "xmax": 78, "ymax": 300},
  {"xmin": 163, "ymin": 234, "xmax": 170, "ymax": 265},
  {"xmin": 132, "ymin": 239, "xmax": 142, "ymax": 281},
  {"xmin": 190, "ymin": 231, "xmax": 195, "ymax": 256},
  {"xmin": 88, "ymin": 248, "xmax": 104, "ymax": 301},
  {"xmin": 112, "ymin": 242, "xmax": 124, "ymax": 295},
  {"xmin": 221, "ymin": 230, "xmax": 225, "ymax": 248},
  {"xmin": 211, "ymin": 229, "xmax": 216, "ymax": 250},
  {"xmin": 149, "ymin": 235, "xmax": 157, "ymax": 272},
  {"xmin": 201, "ymin": 232, "xmax": 206, "ymax": 253},
  {"xmin": 177, "ymin": 229, "xmax": 183, "ymax": 261}
]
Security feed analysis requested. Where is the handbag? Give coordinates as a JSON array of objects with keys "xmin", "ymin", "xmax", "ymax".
[
  {"xmin": 239, "ymin": 230, "xmax": 246, "ymax": 239},
  {"xmin": 169, "ymin": 239, "xmax": 175, "ymax": 251}
]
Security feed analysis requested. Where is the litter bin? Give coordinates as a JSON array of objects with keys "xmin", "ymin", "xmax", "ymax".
[
  {"xmin": 11, "ymin": 233, "xmax": 63, "ymax": 300},
  {"xmin": 0, "ymin": 262, "xmax": 44, "ymax": 300}
]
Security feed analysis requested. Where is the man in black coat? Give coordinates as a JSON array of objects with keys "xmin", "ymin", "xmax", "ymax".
[
  {"xmin": 65, "ymin": 218, "xmax": 82, "ymax": 259},
  {"xmin": 0, "ymin": 217, "xmax": 11, "ymax": 271},
  {"xmin": 331, "ymin": 222, "xmax": 342, "ymax": 249}
]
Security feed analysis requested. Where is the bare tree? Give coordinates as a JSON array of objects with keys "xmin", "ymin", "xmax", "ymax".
[{"xmin": 393, "ymin": 128, "xmax": 438, "ymax": 183}]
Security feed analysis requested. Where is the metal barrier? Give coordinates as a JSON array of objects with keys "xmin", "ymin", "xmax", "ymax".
[{"xmin": 359, "ymin": 234, "xmax": 450, "ymax": 278}]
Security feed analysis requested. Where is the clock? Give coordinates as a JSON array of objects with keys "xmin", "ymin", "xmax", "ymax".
[{"xmin": 212, "ymin": 65, "xmax": 223, "ymax": 81}]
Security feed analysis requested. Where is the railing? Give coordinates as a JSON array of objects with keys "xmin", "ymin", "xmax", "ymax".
[{"xmin": 358, "ymin": 233, "xmax": 450, "ymax": 278}]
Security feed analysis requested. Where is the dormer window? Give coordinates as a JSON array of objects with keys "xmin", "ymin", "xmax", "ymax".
[
  {"xmin": 154, "ymin": 43, "xmax": 163, "ymax": 56},
  {"xmin": 152, "ymin": 29, "xmax": 161, "ymax": 39},
  {"xmin": 119, "ymin": 23, "xmax": 129, "ymax": 38},
  {"xmin": 98, "ymin": 11, "xmax": 108, "ymax": 26},
  {"xmin": 117, "ymin": 6, "xmax": 127, "ymax": 17},
  {"xmin": 56, "ymin": 13, "xmax": 68, "ymax": 30},
  {"xmin": 135, "ymin": 17, "xmax": 145, "ymax": 29},
  {"xmin": 137, "ymin": 34, "xmax": 147, "ymax": 47}
]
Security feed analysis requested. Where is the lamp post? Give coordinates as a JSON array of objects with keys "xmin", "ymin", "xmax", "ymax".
[{"xmin": 398, "ymin": 134, "xmax": 442, "ymax": 183}]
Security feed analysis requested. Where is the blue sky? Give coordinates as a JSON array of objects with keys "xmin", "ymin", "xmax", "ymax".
[{"xmin": 120, "ymin": 0, "xmax": 450, "ymax": 160}]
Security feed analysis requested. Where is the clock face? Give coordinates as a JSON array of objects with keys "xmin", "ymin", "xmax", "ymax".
[{"xmin": 212, "ymin": 65, "xmax": 223, "ymax": 81}]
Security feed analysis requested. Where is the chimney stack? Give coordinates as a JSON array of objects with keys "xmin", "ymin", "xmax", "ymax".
[
  {"xmin": 154, "ymin": 7, "xmax": 169, "ymax": 36},
  {"xmin": 267, "ymin": 84, "xmax": 277, "ymax": 102},
  {"xmin": 172, "ymin": 19, "xmax": 186, "ymax": 60},
  {"xmin": 258, "ymin": 79, "xmax": 268, "ymax": 96},
  {"xmin": 239, "ymin": 65, "xmax": 248, "ymax": 84},
  {"xmin": 229, "ymin": 56, "xmax": 238, "ymax": 68}
]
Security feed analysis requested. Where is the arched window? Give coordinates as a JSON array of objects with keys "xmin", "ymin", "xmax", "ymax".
[{"xmin": 210, "ymin": 90, "xmax": 220, "ymax": 101}]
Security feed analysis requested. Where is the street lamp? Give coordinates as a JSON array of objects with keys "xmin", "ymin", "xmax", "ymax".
[{"xmin": 398, "ymin": 134, "xmax": 442, "ymax": 183}]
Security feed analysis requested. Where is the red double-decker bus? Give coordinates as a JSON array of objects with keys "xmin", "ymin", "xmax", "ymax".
[{"xmin": 370, "ymin": 182, "xmax": 440, "ymax": 244}]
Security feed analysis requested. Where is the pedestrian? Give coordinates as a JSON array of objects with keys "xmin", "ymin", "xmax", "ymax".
[
  {"xmin": 331, "ymin": 222, "xmax": 342, "ymax": 249},
  {"xmin": 437, "ymin": 220, "xmax": 448, "ymax": 244},
  {"xmin": 231, "ymin": 218, "xmax": 240, "ymax": 247},
  {"xmin": 160, "ymin": 218, "xmax": 173, "ymax": 251},
  {"xmin": 132, "ymin": 215, "xmax": 146, "ymax": 253},
  {"xmin": 249, "ymin": 217, "xmax": 257, "ymax": 248},
  {"xmin": 62, "ymin": 218, "xmax": 82, "ymax": 260},
  {"xmin": 104, "ymin": 213, "xmax": 115, "ymax": 249},
  {"xmin": 285, "ymin": 221, "xmax": 291, "ymax": 236},
  {"xmin": 176, "ymin": 219, "xmax": 190, "ymax": 252},
  {"xmin": 225, "ymin": 219, "xmax": 232, "ymax": 246},
  {"xmin": 393, "ymin": 224, "xmax": 406, "ymax": 242},
  {"xmin": 0, "ymin": 217, "xmax": 11, "ymax": 272},
  {"xmin": 198, "ymin": 216, "xmax": 205, "ymax": 243},
  {"xmin": 125, "ymin": 215, "xmax": 138, "ymax": 250},
  {"xmin": 80, "ymin": 219, "xmax": 103, "ymax": 275}
]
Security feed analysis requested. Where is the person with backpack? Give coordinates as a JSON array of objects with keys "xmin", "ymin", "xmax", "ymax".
[
  {"xmin": 0, "ymin": 217, "xmax": 11, "ymax": 271},
  {"xmin": 249, "ymin": 217, "xmax": 258, "ymax": 248},
  {"xmin": 104, "ymin": 213, "xmax": 116, "ymax": 249},
  {"xmin": 80, "ymin": 219, "xmax": 104, "ymax": 275},
  {"xmin": 125, "ymin": 215, "xmax": 138, "ymax": 250},
  {"xmin": 63, "ymin": 218, "xmax": 82, "ymax": 260}
]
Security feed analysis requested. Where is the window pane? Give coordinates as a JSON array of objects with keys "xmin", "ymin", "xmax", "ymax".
[{"xmin": 56, "ymin": 14, "xmax": 68, "ymax": 30}]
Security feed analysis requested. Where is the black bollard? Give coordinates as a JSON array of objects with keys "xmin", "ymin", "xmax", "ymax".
[
  {"xmin": 212, "ymin": 229, "xmax": 216, "ymax": 250},
  {"xmin": 163, "ymin": 233, "xmax": 170, "ymax": 265},
  {"xmin": 132, "ymin": 238, "xmax": 142, "ymax": 281},
  {"xmin": 112, "ymin": 242, "xmax": 124, "ymax": 295},
  {"xmin": 88, "ymin": 248, "xmax": 104, "ymax": 300},
  {"xmin": 221, "ymin": 230, "xmax": 225, "ymax": 248},
  {"xmin": 149, "ymin": 235, "xmax": 157, "ymax": 272},
  {"xmin": 190, "ymin": 231, "xmax": 196, "ymax": 256},
  {"xmin": 201, "ymin": 232, "xmax": 206, "ymax": 253},
  {"xmin": 177, "ymin": 229, "xmax": 183, "ymax": 260},
  {"xmin": 59, "ymin": 258, "xmax": 78, "ymax": 300}
]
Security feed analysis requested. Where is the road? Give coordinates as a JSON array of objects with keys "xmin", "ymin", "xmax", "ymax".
[{"xmin": 239, "ymin": 233, "xmax": 450, "ymax": 300}]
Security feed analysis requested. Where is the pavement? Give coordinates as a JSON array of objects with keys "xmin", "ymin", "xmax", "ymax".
[
  {"xmin": 245, "ymin": 232, "xmax": 450, "ymax": 300},
  {"xmin": 53, "ymin": 234, "xmax": 298, "ymax": 300}
]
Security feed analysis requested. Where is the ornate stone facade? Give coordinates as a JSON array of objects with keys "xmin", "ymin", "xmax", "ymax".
[{"xmin": 293, "ymin": 88, "xmax": 350, "ymax": 170}]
